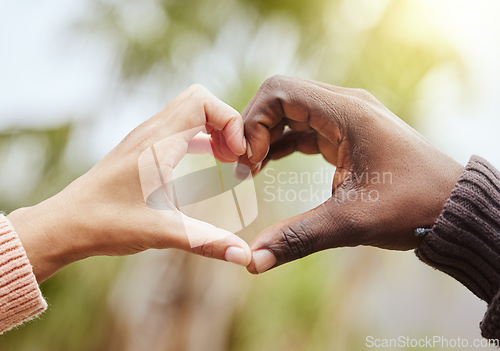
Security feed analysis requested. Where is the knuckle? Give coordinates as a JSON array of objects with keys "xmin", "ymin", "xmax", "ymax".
[
  {"xmin": 260, "ymin": 75, "xmax": 295, "ymax": 110},
  {"xmin": 187, "ymin": 83, "xmax": 206, "ymax": 93},
  {"xmin": 274, "ymin": 223, "xmax": 314, "ymax": 261},
  {"xmin": 350, "ymin": 88, "xmax": 377, "ymax": 103},
  {"xmin": 192, "ymin": 242, "xmax": 215, "ymax": 258},
  {"xmin": 263, "ymin": 74, "xmax": 288, "ymax": 91},
  {"xmin": 185, "ymin": 84, "xmax": 209, "ymax": 101},
  {"xmin": 341, "ymin": 94, "xmax": 378, "ymax": 125},
  {"xmin": 245, "ymin": 118, "xmax": 260, "ymax": 132}
]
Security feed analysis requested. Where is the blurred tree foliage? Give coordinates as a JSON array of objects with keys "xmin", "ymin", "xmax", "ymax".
[
  {"xmin": 81, "ymin": 0, "xmax": 459, "ymax": 118},
  {"xmin": 0, "ymin": 125, "xmax": 74, "ymax": 212},
  {"xmin": 0, "ymin": 0, "xmax": 462, "ymax": 350}
]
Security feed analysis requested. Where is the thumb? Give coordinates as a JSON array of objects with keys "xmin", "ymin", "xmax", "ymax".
[
  {"xmin": 180, "ymin": 213, "xmax": 253, "ymax": 266},
  {"xmin": 155, "ymin": 207, "xmax": 252, "ymax": 266},
  {"xmin": 247, "ymin": 197, "xmax": 360, "ymax": 274}
]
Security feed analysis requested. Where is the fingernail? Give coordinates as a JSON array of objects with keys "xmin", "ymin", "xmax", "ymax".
[
  {"xmin": 247, "ymin": 143, "xmax": 253, "ymax": 159},
  {"xmin": 252, "ymin": 249, "xmax": 276, "ymax": 273},
  {"xmin": 225, "ymin": 246, "xmax": 248, "ymax": 266},
  {"xmin": 233, "ymin": 162, "xmax": 251, "ymax": 179},
  {"xmin": 241, "ymin": 136, "xmax": 247, "ymax": 153}
]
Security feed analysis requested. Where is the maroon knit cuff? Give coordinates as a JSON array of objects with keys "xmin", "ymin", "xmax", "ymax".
[
  {"xmin": 415, "ymin": 155, "xmax": 500, "ymax": 339},
  {"xmin": 481, "ymin": 288, "xmax": 500, "ymax": 341}
]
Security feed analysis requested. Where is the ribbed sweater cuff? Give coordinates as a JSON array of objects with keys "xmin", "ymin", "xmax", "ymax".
[
  {"xmin": 0, "ymin": 214, "xmax": 47, "ymax": 334},
  {"xmin": 415, "ymin": 155, "xmax": 500, "ymax": 340}
]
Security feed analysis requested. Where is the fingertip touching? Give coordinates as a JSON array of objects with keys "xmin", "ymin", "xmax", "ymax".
[
  {"xmin": 225, "ymin": 246, "xmax": 252, "ymax": 267},
  {"xmin": 246, "ymin": 249, "xmax": 277, "ymax": 274}
]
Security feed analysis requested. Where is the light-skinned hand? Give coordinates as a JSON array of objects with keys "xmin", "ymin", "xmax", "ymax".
[{"xmin": 8, "ymin": 85, "xmax": 252, "ymax": 282}]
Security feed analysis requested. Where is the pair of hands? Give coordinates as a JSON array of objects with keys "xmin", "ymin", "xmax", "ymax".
[{"xmin": 8, "ymin": 76, "xmax": 464, "ymax": 282}]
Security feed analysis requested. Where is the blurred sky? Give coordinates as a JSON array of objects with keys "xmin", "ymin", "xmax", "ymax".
[{"xmin": 0, "ymin": 0, "xmax": 112, "ymax": 128}]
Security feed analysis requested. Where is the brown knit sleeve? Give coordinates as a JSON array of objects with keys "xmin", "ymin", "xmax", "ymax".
[
  {"xmin": 0, "ymin": 214, "xmax": 47, "ymax": 334},
  {"xmin": 415, "ymin": 155, "xmax": 500, "ymax": 340}
]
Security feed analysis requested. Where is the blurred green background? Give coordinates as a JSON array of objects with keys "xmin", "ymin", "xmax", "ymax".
[{"xmin": 1, "ymin": 0, "xmax": 500, "ymax": 350}]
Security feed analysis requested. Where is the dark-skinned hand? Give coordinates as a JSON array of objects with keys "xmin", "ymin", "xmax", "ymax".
[{"xmin": 236, "ymin": 75, "xmax": 464, "ymax": 274}]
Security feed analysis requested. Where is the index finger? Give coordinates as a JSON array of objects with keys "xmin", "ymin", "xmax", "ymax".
[
  {"xmin": 241, "ymin": 76, "xmax": 349, "ymax": 166},
  {"xmin": 153, "ymin": 84, "xmax": 247, "ymax": 156}
]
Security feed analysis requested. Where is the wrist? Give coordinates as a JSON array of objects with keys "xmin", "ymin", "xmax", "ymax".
[
  {"xmin": 418, "ymin": 155, "xmax": 465, "ymax": 230},
  {"xmin": 7, "ymin": 194, "xmax": 82, "ymax": 283}
]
